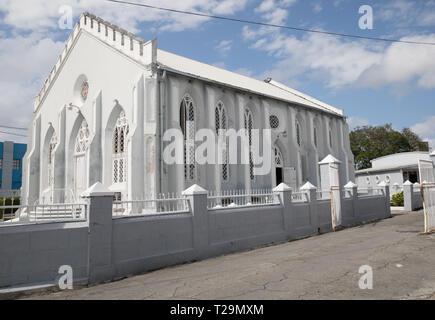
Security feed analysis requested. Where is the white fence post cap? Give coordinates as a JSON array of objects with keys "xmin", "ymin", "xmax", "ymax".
[
  {"xmin": 81, "ymin": 182, "xmax": 114, "ymax": 197},
  {"xmin": 273, "ymin": 183, "xmax": 292, "ymax": 192},
  {"xmin": 319, "ymin": 154, "xmax": 341, "ymax": 164},
  {"xmin": 182, "ymin": 184, "xmax": 208, "ymax": 196},
  {"xmin": 403, "ymin": 180, "xmax": 413, "ymax": 186},
  {"xmin": 344, "ymin": 181, "xmax": 357, "ymax": 188},
  {"xmin": 300, "ymin": 182, "xmax": 317, "ymax": 190}
]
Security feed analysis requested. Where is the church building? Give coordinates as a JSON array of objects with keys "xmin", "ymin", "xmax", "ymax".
[{"xmin": 21, "ymin": 13, "xmax": 355, "ymax": 204}]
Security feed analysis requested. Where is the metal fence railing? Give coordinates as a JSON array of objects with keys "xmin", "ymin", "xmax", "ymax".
[
  {"xmin": 291, "ymin": 192, "xmax": 308, "ymax": 203},
  {"xmin": 207, "ymin": 189, "xmax": 278, "ymax": 209},
  {"xmin": 113, "ymin": 195, "xmax": 189, "ymax": 217},
  {"xmin": 0, "ymin": 202, "xmax": 88, "ymax": 225}
]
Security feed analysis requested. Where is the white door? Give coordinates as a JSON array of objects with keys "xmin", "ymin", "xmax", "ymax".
[{"xmin": 74, "ymin": 155, "xmax": 86, "ymax": 200}]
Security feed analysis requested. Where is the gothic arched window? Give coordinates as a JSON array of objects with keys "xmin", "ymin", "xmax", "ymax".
[
  {"xmin": 244, "ymin": 108, "xmax": 254, "ymax": 181},
  {"xmin": 74, "ymin": 119, "xmax": 90, "ymax": 197},
  {"xmin": 180, "ymin": 95, "xmax": 195, "ymax": 181},
  {"xmin": 74, "ymin": 120, "xmax": 90, "ymax": 156},
  {"xmin": 274, "ymin": 146, "xmax": 283, "ymax": 168},
  {"xmin": 112, "ymin": 111, "xmax": 129, "ymax": 184},
  {"xmin": 215, "ymin": 101, "xmax": 228, "ymax": 181},
  {"xmin": 313, "ymin": 126, "xmax": 318, "ymax": 148}
]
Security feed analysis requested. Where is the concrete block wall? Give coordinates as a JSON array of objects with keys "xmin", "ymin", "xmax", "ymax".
[
  {"xmin": 0, "ymin": 182, "xmax": 391, "ymax": 289},
  {"xmin": 0, "ymin": 221, "xmax": 88, "ymax": 288}
]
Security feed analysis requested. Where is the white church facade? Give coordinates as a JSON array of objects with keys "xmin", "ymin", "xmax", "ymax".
[{"xmin": 21, "ymin": 13, "xmax": 355, "ymax": 205}]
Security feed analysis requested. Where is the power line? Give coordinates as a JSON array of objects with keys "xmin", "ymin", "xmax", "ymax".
[
  {"xmin": 105, "ymin": 0, "xmax": 435, "ymax": 46},
  {"xmin": 0, "ymin": 130, "xmax": 27, "ymax": 138},
  {"xmin": 0, "ymin": 125, "xmax": 27, "ymax": 131}
]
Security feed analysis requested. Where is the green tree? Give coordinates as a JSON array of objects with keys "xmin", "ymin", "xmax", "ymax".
[{"xmin": 350, "ymin": 124, "xmax": 428, "ymax": 170}]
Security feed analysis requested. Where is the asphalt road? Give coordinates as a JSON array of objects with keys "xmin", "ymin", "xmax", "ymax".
[{"xmin": 22, "ymin": 210, "xmax": 435, "ymax": 300}]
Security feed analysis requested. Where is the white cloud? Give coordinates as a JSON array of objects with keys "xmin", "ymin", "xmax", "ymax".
[
  {"xmin": 347, "ymin": 117, "xmax": 370, "ymax": 129},
  {"xmin": 215, "ymin": 40, "xmax": 232, "ymax": 56},
  {"xmin": 411, "ymin": 116, "xmax": 435, "ymax": 149},
  {"xmin": 255, "ymin": 0, "xmax": 276, "ymax": 13},
  {"xmin": 0, "ymin": 0, "xmax": 249, "ymax": 33},
  {"xmin": 0, "ymin": 0, "xmax": 249, "ymax": 142},
  {"xmin": 0, "ymin": 32, "xmax": 64, "ymax": 142},
  {"xmin": 358, "ymin": 35, "xmax": 435, "ymax": 89},
  {"xmin": 312, "ymin": 3, "xmax": 323, "ymax": 13},
  {"xmin": 376, "ymin": 0, "xmax": 435, "ymax": 28},
  {"xmin": 242, "ymin": 22, "xmax": 435, "ymax": 90}
]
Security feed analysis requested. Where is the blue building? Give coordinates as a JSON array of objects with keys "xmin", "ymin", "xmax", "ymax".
[{"xmin": 0, "ymin": 141, "xmax": 27, "ymax": 196}]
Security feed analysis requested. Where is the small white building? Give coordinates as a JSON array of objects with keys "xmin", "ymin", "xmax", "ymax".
[
  {"xmin": 355, "ymin": 151, "xmax": 435, "ymax": 188},
  {"xmin": 21, "ymin": 13, "xmax": 355, "ymax": 204}
]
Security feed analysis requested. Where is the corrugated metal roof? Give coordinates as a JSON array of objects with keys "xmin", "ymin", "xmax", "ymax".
[{"xmin": 157, "ymin": 49, "xmax": 344, "ymax": 117}]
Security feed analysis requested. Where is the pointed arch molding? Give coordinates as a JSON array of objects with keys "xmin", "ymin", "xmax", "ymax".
[{"xmin": 42, "ymin": 124, "xmax": 56, "ymax": 192}]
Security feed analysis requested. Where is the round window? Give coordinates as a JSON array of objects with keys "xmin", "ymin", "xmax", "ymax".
[{"xmin": 269, "ymin": 115, "xmax": 279, "ymax": 129}]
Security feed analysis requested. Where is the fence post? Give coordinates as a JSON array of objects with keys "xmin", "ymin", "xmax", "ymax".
[
  {"xmin": 273, "ymin": 183, "xmax": 292, "ymax": 237},
  {"xmin": 344, "ymin": 181, "xmax": 358, "ymax": 223},
  {"xmin": 81, "ymin": 182, "xmax": 114, "ymax": 285},
  {"xmin": 301, "ymin": 182, "xmax": 319, "ymax": 233},
  {"xmin": 431, "ymin": 150, "xmax": 435, "ymax": 168},
  {"xmin": 403, "ymin": 180, "xmax": 414, "ymax": 211},
  {"xmin": 378, "ymin": 181, "xmax": 391, "ymax": 218},
  {"xmin": 182, "ymin": 184, "xmax": 208, "ymax": 259}
]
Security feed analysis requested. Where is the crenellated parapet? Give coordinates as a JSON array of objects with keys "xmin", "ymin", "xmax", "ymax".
[{"xmin": 33, "ymin": 12, "xmax": 156, "ymax": 112}]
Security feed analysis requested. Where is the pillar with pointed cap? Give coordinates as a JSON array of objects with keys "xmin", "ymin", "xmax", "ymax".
[
  {"xmin": 318, "ymin": 154, "xmax": 342, "ymax": 192},
  {"xmin": 182, "ymin": 184, "xmax": 209, "ymax": 258}
]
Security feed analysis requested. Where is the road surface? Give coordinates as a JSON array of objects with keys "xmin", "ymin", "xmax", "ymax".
[{"xmin": 20, "ymin": 210, "xmax": 435, "ymax": 299}]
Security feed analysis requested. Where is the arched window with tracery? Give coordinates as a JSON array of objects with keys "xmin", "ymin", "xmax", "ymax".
[
  {"xmin": 48, "ymin": 133, "xmax": 57, "ymax": 188},
  {"xmin": 74, "ymin": 119, "xmax": 90, "ymax": 196},
  {"xmin": 180, "ymin": 95, "xmax": 196, "ymax": 182},
  {"xmin": 244, "ymin": 108, "xmax": 254, "ymax": 181},
  {"xmin": 274, "ymin": 146, "xmax": 283, "ymax": 168},
  {"xmin": 112, "ymin": 111, "xmax": 129, "ymax": 184},
  {"xmin": 274, "ymin": 145, "xmax": 284, "ymax": 185},
  {"xmin": 75, "ymin": 120, "xmax": 90, "ymax": 155},
  {"xmin": 215, "ymin": 101, "xmax": 228, "ymax": 181}
]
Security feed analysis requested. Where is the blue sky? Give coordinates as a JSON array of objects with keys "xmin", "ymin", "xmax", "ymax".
[{"xmin": 0, "ymin": 0, "xmax": 435, "ymax": 147}]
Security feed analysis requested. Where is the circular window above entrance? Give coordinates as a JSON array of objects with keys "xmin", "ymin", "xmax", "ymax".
[
  {"xmin": 73, "ymin": 74, "xmax": 89, "ymax": 106},
  {"xmin": 81, "ymin": 81, "xmax": 89, "ymax": 101}
]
